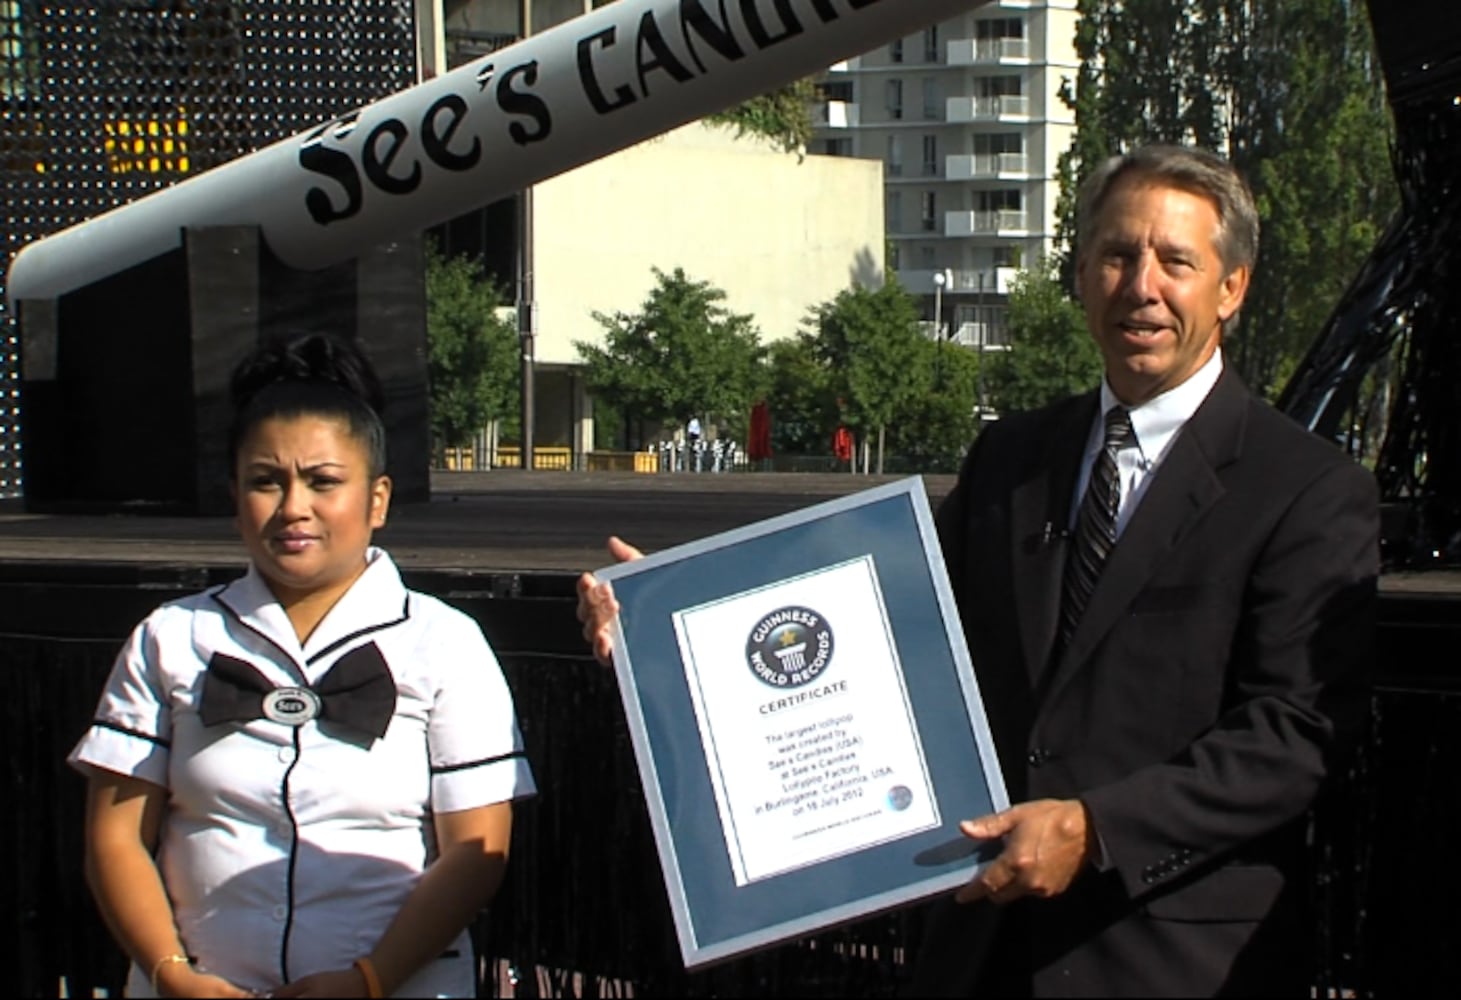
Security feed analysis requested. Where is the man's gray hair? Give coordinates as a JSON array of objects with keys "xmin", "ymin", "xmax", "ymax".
[{"xmin": 1075, "ymin": 145, "xmax": 1260, "ymax": 274}]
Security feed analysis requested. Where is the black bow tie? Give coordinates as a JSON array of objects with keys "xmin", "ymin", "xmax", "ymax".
[{"xmin": 199, "ymin": 643, "xmax": 397, "ymax": 740}]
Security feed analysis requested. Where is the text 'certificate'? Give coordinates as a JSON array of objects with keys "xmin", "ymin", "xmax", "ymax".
[{"xmin": 672, "ymin": 555, "xmax": 939, "ymax": 886}]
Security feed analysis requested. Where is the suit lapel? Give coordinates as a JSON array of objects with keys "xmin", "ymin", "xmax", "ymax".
[
  {"xmin": 1011, "ymin": 394, "xmax": 1096, "ymax": 687},
  {"xmin": 1042, "ymin": 369, "xmax": 1249, "ymax": 707}
]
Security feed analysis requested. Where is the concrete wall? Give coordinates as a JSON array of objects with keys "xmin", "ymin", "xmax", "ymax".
[{"xmin": 529, "ymin": 121, "xmax": 886, "ymax": 367}]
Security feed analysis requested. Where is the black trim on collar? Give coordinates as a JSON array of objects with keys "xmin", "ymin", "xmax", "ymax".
[
  {"xmin": 306, "ymin": 595, "xmax": 411, "ymax": 665},
  {"xmin": 209, "ymin": 591, "xmax": 307, "ymax": 685}
]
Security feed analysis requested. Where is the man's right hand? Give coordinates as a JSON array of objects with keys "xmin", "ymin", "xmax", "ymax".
[{"xmin": 575, "ymin": 536, "xmax": 643, "ymax": 666}]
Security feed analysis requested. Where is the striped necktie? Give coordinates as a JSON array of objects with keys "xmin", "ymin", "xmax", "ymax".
[{"xmin": 1059, "ymin": 406, "xmax": 1134, "ymax": 651}]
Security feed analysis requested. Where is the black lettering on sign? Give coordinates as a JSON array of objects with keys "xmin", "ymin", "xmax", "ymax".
[
  {"xmin": 578, "ymin": 27, "xmax": 636, "ymax": 114},
  {"xmin": 679, "ymin": 0, "xmax": 745, "ymax": 74},
  {"xmin": 497, "ymin": 61, "xmax": 552, "ymax": 145},
  {"xmin": 806, "ymin": 0, "xmax": 840, "ymax": 22},
  {"xmin": 740, "ymin": 0, "xmax": 804, "ymax": 48},
  {"xmin": 422, "ymin": 94, "xmax": 481, "ymax": 170},
  {"xmin": 300, "ymin": 114, "xmax": 363, "ymax": 225},
  {"xmin": 636, "ymin": 10, "xmax": 696, "ymax": 96},
  {"xmin": 362, "ymin": 118, "xmax": 421, "ymax": 195}
]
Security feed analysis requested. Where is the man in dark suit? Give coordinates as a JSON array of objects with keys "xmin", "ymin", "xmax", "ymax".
[
  {"xmin": 576, "ymin": 144, "xmax": 1378, "ymax": 997},
  {"xmin": 911, "ymin": 144, "xmax": 1378, "ymax": 996}
]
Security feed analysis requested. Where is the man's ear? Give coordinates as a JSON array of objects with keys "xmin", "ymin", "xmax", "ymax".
[{"xmin": 1217, "ymin": 264, "xmax": 1251, "ymax": 322}]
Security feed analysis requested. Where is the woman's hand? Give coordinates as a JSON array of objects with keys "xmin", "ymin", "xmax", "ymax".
[
  {"xmin": 155, "ymin": 963, "xmax": 255, "ymax": 998},
  {"xmin": 269, "ymin": 966, "xmax": 372, "ymax": 998}
]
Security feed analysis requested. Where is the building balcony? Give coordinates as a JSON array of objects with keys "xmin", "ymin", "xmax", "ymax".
[
  {"xmin": 946, "ymin": 94, "xmax": 1032, "ymax": 122},
  {"xmin": 945, "ymin": 210, "xmax": 1032, "ymax": 236},
  {"xmin": 900, "ymin": 267, "xmax": 1020, "ymax": 296},
  {"xmin": 814, "ymin": 100, "xmax": 859, "ymax": 128},
  {"xmin": 946, "ymin": 37, "xmax": 1032, "ymax": 66},
  {"xmin": 945, "ymin": 152, "xmax": 1031, "ymax": 180},
  {"xmin": 950, "ymin": 320, "xmax": 1014, "ymax": 350}
]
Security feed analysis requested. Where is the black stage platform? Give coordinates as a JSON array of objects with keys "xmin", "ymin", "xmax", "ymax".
[{"xmin": 3, "ymin": 471, "xmax": 1457, "ymax": 997}]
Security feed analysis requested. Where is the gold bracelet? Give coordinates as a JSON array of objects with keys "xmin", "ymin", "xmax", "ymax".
[
  {"xmin": 150, "ymin": 953, "xmax": 191, "ymax": 995},
  {"xmin": 354, "ymin": 956, "xmax": 384, "ymax": 999}
]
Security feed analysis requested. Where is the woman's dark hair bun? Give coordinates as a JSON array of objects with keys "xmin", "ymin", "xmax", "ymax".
[{"xmin": 230, "ymin": 332, "xmax": 386, "ymax": 417}]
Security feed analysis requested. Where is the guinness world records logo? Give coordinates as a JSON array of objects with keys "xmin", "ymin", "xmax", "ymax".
[{"xmin": 745, "ymin": 606, "xmax": 834, "ymax": 688}]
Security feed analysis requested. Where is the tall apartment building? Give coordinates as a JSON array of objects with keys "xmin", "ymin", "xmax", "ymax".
[{"xmin": 811, "ymin": 1, "xmax": 1079, "ymax": 350}]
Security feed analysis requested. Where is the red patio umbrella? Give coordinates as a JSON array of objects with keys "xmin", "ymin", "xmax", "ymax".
[{"xmin": 748, "ymin": 401, "xmax": 772, "ymax": 462}]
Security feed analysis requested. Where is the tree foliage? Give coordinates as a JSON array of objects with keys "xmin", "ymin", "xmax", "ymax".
[
  {"xmin": 1056, "ymin": 0, "xmax": 1398, "ymax": 399},
  {"xmin": 889, "ymin": 337, "xmax": 984, "ymax": 473},
  {"xmin": 765, "ymin": 335, "xmax": 838, "ymax": 455},
  {"xmin": 807, "ymin": 283, "xmax": 927, "ymax": 470},
  {"xmin": 576, "ymin": 267, "xmax": 766, "ymax": 432},
  {"xmin": 424, "ymin": 245, "xmax": 520, "ymax": 450},
  {"xmin": 708, "ymin": 78, "xmax": 819, "ymax": 155},
  {"xmin": 982, "ymin": 262, "xmax": 1105, "ymax": 415}
]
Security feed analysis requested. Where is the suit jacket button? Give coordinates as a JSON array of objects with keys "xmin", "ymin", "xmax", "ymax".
[{"xmin": 1026, "ymin": 748, "xmax": 1049, "ymax": 767}]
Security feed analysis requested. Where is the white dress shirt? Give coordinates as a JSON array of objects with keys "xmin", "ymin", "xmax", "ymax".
[
  {"xmin": 1069, "ymin": 349, "xmax": 1225, "ymax": 537},
  {"xmin": 69, "ymin": 548, "xmax": 536, "ymax": 997}
]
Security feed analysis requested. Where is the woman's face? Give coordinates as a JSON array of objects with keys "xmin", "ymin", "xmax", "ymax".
[{"xmin": 233, "ymin": 414, "xmax": 391, "ymax": 607}]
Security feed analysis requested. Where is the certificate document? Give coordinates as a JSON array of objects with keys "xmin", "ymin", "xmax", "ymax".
[{"xmin": 672, "ymin": 555, "xmax": 939, "ymax": 886}]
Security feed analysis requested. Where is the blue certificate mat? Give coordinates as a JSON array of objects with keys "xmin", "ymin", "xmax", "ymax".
[{"xmin": 598, "ymin": 477, "xmax": 1007, "ymax": 969}]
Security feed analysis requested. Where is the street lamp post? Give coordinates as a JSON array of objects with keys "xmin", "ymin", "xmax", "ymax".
[{"xmin": 932, "ymin": 267, "xmax": 951, "ymax": 340}]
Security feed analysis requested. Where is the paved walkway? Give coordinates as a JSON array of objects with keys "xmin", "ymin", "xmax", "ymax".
[{"xmin": 0, "ymin": 470, "xmax": 957, "ymax": 576}]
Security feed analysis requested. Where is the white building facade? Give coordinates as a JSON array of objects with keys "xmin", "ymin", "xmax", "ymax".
[{"xmin": 811, "ymin": 0, "xmax": 1079, "ymax": 350}]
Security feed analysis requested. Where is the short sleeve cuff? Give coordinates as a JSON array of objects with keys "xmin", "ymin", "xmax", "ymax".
[
  {"xmin": 68, "ymin": 721, "xmax": 171, "ymax": 787},
  {"xmin": 430, "ymin": 753, "xmax": 537, "ymax": 813}
]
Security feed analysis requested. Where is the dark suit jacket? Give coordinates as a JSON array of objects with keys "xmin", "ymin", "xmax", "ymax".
[{"xmin": 913, "ymin": 368, "xmax": 1378, "ymax": 998}]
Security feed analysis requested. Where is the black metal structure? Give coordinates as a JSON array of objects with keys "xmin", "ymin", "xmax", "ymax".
[
  {"xmin": 0, "ymin": 1, "xmax": 421, "ymax": 507},
  {"xmin": 1279, "ymin": 0, "xmax": 1461, "ymax": 568}
]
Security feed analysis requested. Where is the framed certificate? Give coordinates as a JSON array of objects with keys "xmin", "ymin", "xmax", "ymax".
[{"xmin": 596, "ymin": 477, "xmax": 1008, "ymax": 969}]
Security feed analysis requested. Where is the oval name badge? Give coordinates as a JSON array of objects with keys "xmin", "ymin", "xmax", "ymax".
[{"xmin": 262, "ymin": 687, "xmax": 321, "ymax": 726}]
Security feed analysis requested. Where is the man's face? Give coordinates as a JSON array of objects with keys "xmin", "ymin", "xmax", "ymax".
[{"xmin": 1075, "ymin": 174, "xmax": 1250, "ymax": 406}]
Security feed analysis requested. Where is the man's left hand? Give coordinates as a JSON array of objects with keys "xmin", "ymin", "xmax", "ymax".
[{"xmin": 954, "ymin": 799, "xmax": 1093, "ymax": 904}]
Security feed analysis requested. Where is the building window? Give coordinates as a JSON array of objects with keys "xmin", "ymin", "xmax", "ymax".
[
  {"xmin": 976, "ymin": 17, "xmax": 1026, "ymax": 41},
  {"xmin": 976, "ymin": 189, "xmax": 1024, "ymax": 231},
  {"xmin": 889, "ymin": 243, "xmax": 901, "ymax": 270},
  {"xmin": 924, "ymin": 24, "xmax": 939, "ymax": 63},
  {"xmin": 886, "ymin": 191, "xmax": 903, "ymax": 232},
  {"xmin": 922, "ymin": 135, "xmax": 938, "ymax": 177},
  {"xmin": 890, "ymin": 37, "xmax": 903, "ymax": 63},
  {"xmin": 921, "ymin": 191, "xmax": 937, "ymax": 232},
  {"xmin": 921, "ymin": 78, "xmax": 941, "ymax": 120},
  {"xmin": 886, "ymin": 78, "xmax": 903, "ymax": 120},
  {"xmin": 973, "ymin": 132, "xmax": 1026, "ymax": 173},
  {"xmin": 974, "ymin": 75, "xmax": 1026, "ymax": 116},
  {"xmin": 886, "ymin": 135, "xmax": 902, "ymax": 177},
  {"xmin": 919, "ymin": 245, "xmax": 936, "ymax": 270},
  {"xmin": 992, "ymin": 245, "xmax": 1023, "ymax": 268},
  {"xmin": 818, "ymin": 79, "xmax": 853, "ymax": 103}
]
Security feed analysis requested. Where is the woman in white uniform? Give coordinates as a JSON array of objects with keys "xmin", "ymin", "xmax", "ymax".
[{"xmin": 69, "ymin": 333, "xmax": 536, "ymax": 998}]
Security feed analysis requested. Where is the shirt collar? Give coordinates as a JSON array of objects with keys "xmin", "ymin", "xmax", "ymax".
[
  {"xmin": 1099, "ymin": 347, "xmax": 1224, "ymax": 463},
  {"xmin": 215, "ymin": 547, "xmax": 407, "ymax": 666}
]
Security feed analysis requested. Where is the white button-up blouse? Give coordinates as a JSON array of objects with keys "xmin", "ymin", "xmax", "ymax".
[{"xmin": 68, "ymin": 548, "xmax": 537, "ymax": 997}]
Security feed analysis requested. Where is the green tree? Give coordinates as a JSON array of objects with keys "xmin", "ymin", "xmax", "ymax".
[
  {"xmin": 708, "ymin": 78, "xmax": 818, "ymax": 155},
  {"xmin": 764, "ymin": 335, "xmax": 837, "ymax": 455},
  {"xmin": 983, "ymin": 262, "xmax": 1104, "ymax": 415},
  {"xmin": 807, "ymin": 283, "xmax": 925, "ymax": 473},
  {"xmin": 576, "ymin": 267, "xmax": 766, "ymax": 434},
  {"xmin": 1056, "ymin": 0, "xmax": 1397, "ymax": 399},
  {"xmin": 889, "ymin": 337, "xmax": 983, "ymax": 473},
  {"xmin": 424, "ymin": 245, "xmax": 520, "ymax": 455}
]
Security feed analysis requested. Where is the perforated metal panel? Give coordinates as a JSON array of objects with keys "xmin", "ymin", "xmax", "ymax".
[{"xmin": 0, "ymin": 0, "xmax": 417, "ymax": 498}]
